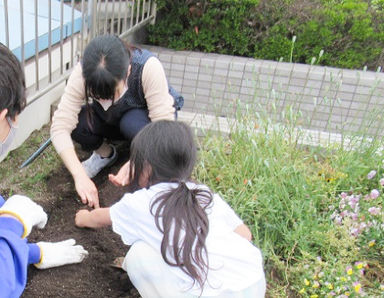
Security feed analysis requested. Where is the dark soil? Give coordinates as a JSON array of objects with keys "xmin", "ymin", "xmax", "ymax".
[{"xmin": 21, "ymin": 144, "xmax": 141, "ymax": 298}]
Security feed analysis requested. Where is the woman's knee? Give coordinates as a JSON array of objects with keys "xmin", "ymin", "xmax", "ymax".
[
  {"xmin": 71, "ymin": 106, "xmax": 104, "ymax": 151},
  {"xmin": 71, "ymin": 125, "xmax": 104, "ymax": 151},
  {"xmin": 119, "ymin": 109, "xmax": 150, "ymax": 141}
]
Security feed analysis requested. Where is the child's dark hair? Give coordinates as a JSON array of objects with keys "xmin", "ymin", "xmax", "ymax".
[
  {"xmin": 129, "ymin": 120, "xmax": 213, "ymax": 291},
  {"xmin": 0, "ymin": 43, "xmax": 26, "ymax": 120}
]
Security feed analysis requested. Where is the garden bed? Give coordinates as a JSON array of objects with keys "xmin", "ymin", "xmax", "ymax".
[
  {"xmin": 1, "ymin": 117, "xmax": 383, "ymax": 297},
  {"xmin": 2, "ymin": 141, "xmax": 140, "ymax": 297}
]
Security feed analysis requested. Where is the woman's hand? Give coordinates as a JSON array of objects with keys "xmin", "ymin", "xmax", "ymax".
[
  {"xmin": 74, "ymin": 174, "xmax": 100, "ymax": 208},
  {"xmin": 58, "ymin": 148, "xmax": 100, "ymax": 208},
  {"xmin": 108, "ymin": 160, "xmax": 131, "ymax": 187}
]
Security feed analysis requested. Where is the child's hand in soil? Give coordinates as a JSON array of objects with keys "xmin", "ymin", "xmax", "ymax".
[
  {"xmin": 75, "ymin": 209, "xmax": 91, "ymax": 228},
  {"xmin": 75, "ymin": 207, "xmax": 112, "ymax": 229}
]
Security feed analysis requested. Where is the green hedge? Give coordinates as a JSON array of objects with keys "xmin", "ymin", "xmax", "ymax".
[{"xmin": 148, "ymin": 0, "xmax": 384, "ymax": 70}]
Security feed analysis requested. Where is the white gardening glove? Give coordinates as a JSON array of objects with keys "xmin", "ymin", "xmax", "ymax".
[
  {"xmin": 0, "ymin": 194, "xmax": 47, "ymax": 237},
  {"xmin": 34, "ymin": 239, "xmax": 89, "ymax": 269}
]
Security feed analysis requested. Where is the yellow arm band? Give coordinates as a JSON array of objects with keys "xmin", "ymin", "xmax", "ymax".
[
  {"xmin": 35, "ymin": 243, "xmax": 44, "ymax": 266},
  {"xmin": 0, "ymin": 210, "xmax": 28, "ymax": 238}
]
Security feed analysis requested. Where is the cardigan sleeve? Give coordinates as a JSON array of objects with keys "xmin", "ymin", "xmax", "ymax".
[
  {"xmin": 50, "ymin": 62, "xmax": 86, "ymax": 154},
  {"xmin": 141, "ymin": 57, "xmax": 175, "ymax": 121}
]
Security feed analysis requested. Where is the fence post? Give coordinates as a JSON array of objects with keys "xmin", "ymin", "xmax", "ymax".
[
  {"xmin": 150, "ymin": 1, "xmax": 157, "ymax": 25},
  {"xmin": 88, "ymin": 0, "xmax": 98, "ymax": 39}
]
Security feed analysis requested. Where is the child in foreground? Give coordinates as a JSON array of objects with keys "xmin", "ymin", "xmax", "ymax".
[{"xmin": 75, "ymin": 120, "xmax": 266, "ymax": 297}]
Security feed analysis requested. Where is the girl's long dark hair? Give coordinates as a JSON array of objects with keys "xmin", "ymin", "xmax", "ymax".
[
  {"xmin": 129, "ymin": 120, "xmax": 213, "ymax": 291},
  {"xmin": 81, "ymin": 35, "xmax": 139, "ymax": 128}
]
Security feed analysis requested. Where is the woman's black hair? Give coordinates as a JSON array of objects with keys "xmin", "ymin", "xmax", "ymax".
[
  {"xmin": 0, "ymin": 43, "xmax": 26, "ymax": 120},
  {"xmin": 129, "ymin": 120, "xmax": 213, "ymax": 291},
  {"xmin": 82, "ymin": 35, "xmax": 137, "ymax": 127},
  {"xmin": 83, "ymin": 35, "xmax": 129, "ymax": 101}
]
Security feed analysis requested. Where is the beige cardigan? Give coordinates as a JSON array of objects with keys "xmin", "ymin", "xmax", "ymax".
[{"xmin": 50, "ymin": 56, "xmax": 175, "ymax": 154}]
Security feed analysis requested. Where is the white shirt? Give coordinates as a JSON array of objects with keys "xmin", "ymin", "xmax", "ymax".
[{"xmin": 110, "ymin": 182, "xmax": 265, "ymax": 296}]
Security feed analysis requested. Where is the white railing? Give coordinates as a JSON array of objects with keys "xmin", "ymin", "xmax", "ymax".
[
  {"xmin": 0, "ymin": 0, "xmax": 156, "ymax": 107},
  {"xmin": 0, "ymin": 0, "xmax": 156, "ymax": 161}
]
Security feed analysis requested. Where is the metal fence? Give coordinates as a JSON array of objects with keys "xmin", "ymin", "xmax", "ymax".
[{"xmin": 0, "ymin": 0, "xmax": 156, "ymax": 107}]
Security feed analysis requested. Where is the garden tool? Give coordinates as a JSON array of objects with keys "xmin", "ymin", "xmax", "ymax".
[
  {"xmin": 20, "ymin": 138, "xmax": 52, "ymax": 169},
  {"xmin": 110, "ymin": 256, "xmax": 125, "ymax": 270}
]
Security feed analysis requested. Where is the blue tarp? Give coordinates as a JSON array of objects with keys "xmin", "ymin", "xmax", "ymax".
[{"xmin": 0, "ymin": 0, "xmax": 82, "ymax": 61}]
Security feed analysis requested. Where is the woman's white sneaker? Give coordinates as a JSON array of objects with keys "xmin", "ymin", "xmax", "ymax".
[{"xmin": 82, "ymin": 145, "xmax": 118, "ymax": 178}]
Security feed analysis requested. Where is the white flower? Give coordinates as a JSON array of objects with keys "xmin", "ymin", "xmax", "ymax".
[
  {"xmin": 334, "ymin": 215, "xmax": 342, "ymax": 225},
  {"xmin": 367, "ymin": 170, "xmax": 377, "ymax": 180}
]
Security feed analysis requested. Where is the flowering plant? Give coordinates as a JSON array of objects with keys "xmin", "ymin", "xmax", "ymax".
[
  {"xmin": 298, "ymin": 258, "xmax": 368, "ymax": 297},
  {"xmin": 329, "ymin": 170, "xmax": 383, "ymax": 258}
]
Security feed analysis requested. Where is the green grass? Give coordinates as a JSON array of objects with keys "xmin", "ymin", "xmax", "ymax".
[
  {"xmin": 194, "ymin": 111, "xmax": 384, "ymax": 297},
  {"xmin": 0, "ymin": 124, "xmax": 61, "ymax": 200}
]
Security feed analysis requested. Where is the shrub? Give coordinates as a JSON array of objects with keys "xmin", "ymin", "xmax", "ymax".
[{"xmin": 149, "ymin": 0, "xmax": 384, "ymax": 70}]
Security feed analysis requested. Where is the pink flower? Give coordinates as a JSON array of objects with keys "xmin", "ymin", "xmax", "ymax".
[
  {"xmin": 380, "ymin": 178, "xmax": 384, "ymax": 186},
  {"xmin": 368, "ymin": 206, "xmax": 381, "ymax": 215},
  {"xmin": 348, "ymin": 197, "xmax": 359, "ymax": 209},
  {"xmin": 340, "ymin": 192, "xmax": 348, "ymax": 199},
  {"xmin": 340, "ymin": 210, "xmax": 348, "ymax": 218},
  {"xmin": 370, "ymin": 189, "xmax": 380, "ymax": 199},
  {"xmin": 359, "ymin": 222, "xmax": 367, "ymax": 230},
  {"xmin": 351, "ymin": 213, "xmax": 358, "ymax": 221},
  {"xmin": 350, "ymin": 228, "xmax": 360, "ymax": 237},
  {"xmin": 367, "ymin": 170, "xmax": 377, "ymax": 179}
]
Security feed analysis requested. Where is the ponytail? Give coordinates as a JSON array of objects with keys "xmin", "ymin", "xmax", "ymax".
[
  {"xmin": 128, "ymin": 121, "xmax": 208, "ymax": 290},
  {"xmin": 150, "ymin": 181, "xmax": 213, "ymax": 291}
]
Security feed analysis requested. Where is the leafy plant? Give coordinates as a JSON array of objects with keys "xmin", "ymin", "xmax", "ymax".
[
  {"xmin": 149, "ymin": 0, "xmax": 384, "ymax": 70},
  {"xmin": 193, "ymin": 101, "xmax": 384, "ymax": 296}
]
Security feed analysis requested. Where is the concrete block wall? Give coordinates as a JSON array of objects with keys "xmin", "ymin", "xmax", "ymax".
[{"xmin": 145, "ymin": 45, "xmax": 384, "ymax": 138}]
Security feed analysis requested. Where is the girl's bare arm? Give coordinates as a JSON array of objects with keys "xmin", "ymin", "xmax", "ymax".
[
  {"xmin": 234, "ymin": 224, "xmax": 253, "ymax": 241},
  {"xmin": 75, "ymin": 207, "xmax": 112, "ymax": 228}
]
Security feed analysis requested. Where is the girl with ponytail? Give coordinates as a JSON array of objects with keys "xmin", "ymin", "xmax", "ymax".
[{"xmin": 75, "ymin": 120, "xmax": 266, "ymax": 297}]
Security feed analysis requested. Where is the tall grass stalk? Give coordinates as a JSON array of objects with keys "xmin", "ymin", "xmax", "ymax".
[{"xmin": 194, "ymin": 104, "xmax": 384, "ymax": 297}]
